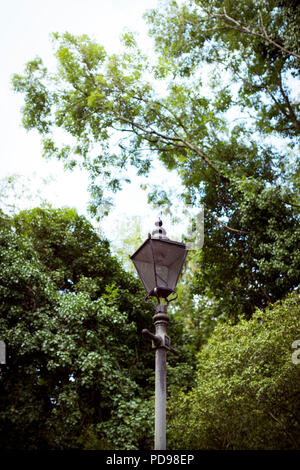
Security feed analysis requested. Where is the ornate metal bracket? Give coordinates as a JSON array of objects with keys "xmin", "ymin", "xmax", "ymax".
[{"xmin": 142, "ymin": 328, "xmax": 179, "ymax": 356}]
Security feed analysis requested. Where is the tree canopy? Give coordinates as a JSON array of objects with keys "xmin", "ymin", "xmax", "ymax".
[
  {"xmin": 6, "ymin": 0, "xmax": 300, "ymax": 450},
  {"xmin": 12, "ymin": 0, "xmax": 299, "ymax": 322},
  {"xmin": 168, "ymin": 289, "xmax": 300, "ymax": 450},
  {"xmin": 0, "ymin": 207, "xmax": 158, "ymax": 449}
]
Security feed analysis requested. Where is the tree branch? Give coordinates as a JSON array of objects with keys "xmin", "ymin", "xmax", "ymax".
[
  {"xmin": 204, "ymin": 203, "xmax": 250, "ymax": 234},
  {"xmin": 265, "ymin": 86, "xmax": 290, "ymax": 119},
  {"xmin": 116, "ymin": 113, "xmax": 225, "ymax": 177},
  {"xmin": 268, "ymin": 411, "xmax": 299, "ymax": 449},
  {"xmin": 212, "ymin": 7, "xmax": 300, "ymax": 60}
]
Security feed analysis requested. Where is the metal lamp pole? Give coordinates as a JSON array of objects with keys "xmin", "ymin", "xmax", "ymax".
[
  {"xmin": 143, "ymin": 303, "xmax": 179, "ymax": 450},
  {"xmin": 130, "ymin": 217, "xmax": 187, "ymax": 451}
]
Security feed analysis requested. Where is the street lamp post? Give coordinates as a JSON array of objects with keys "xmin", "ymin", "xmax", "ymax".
[{"xmin": 130, "ymin": 218, "xmax": 188, "ymax": 450}]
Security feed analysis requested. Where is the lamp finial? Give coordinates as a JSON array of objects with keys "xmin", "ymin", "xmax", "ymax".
[{"xmin": 151, "ymin": 217, "xmax": 168, "ymax": 239}]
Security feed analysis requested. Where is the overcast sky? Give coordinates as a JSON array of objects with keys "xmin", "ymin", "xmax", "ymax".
[{"xmin": 1, "ymin": 0, "xmax": 186, "ymax": 244}]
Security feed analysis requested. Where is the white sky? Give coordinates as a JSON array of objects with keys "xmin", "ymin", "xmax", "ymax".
[{"xmin": 0, "ymin": 0, "xmax": 186, "ymax": 245}]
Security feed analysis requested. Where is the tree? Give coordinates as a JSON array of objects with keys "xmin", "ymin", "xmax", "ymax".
[
  {"xmin": 12, "ymin": 0, "xmax": 299, "ymax": 322},
  {"xmin": 145, "ymin": 0, "xmax": 300, "ymax": 319},
  {"xmin": 146, "ymin": 0, "xmax": 300, "ymax": 137},
  {"xmin": 167, "ymin": 289, "xmax": 300, "ymax": 450},
  {"xmin": 0, "ymin": 207, "xmax": 156, "ymax": 449},
  {"xmin": 13, "ymin": 206, "xmax": 154, "ymax": 333}
]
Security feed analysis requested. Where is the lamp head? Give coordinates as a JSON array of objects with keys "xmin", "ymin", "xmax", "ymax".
[{"xmin": 130, "ymin": 218, "xmax": 188, "ymax": 303}]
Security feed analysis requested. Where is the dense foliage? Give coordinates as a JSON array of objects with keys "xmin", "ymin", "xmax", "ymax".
[
  {"xmin": 12, "ymin": 0, "xmax": 299, "ymax": 323},
  {"xmin": 6, "ymin": 0, "xmax": 300, "ymax": 450},
  {"xmin": 0, "ymin": 207, "xmax": 159, "ymax": 449},
  {"xmin": 168, "ymin": 290, "xmax": 300, "ymax": 449}
]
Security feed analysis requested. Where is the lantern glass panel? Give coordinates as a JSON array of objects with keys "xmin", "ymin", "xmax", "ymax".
[
  {"xmin": 130, "ymin": 240, "xmax": 156, "ymax": 295},
  {"xmin": 152, "ymin": 239, "xmax": 186, "ymax": 292}
]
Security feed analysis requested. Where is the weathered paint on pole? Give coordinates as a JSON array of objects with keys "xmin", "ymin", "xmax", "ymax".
[
  {"xmin": 142, "ymin": 304, "xmax": 179, "ymax": 450},
  {"xmin": 155, "ymin": 334, "xmax": 167, "ymax": 450},
  {"xmin": 153, "ymin": 306, "xmax": 169, "ymax": 450}
]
